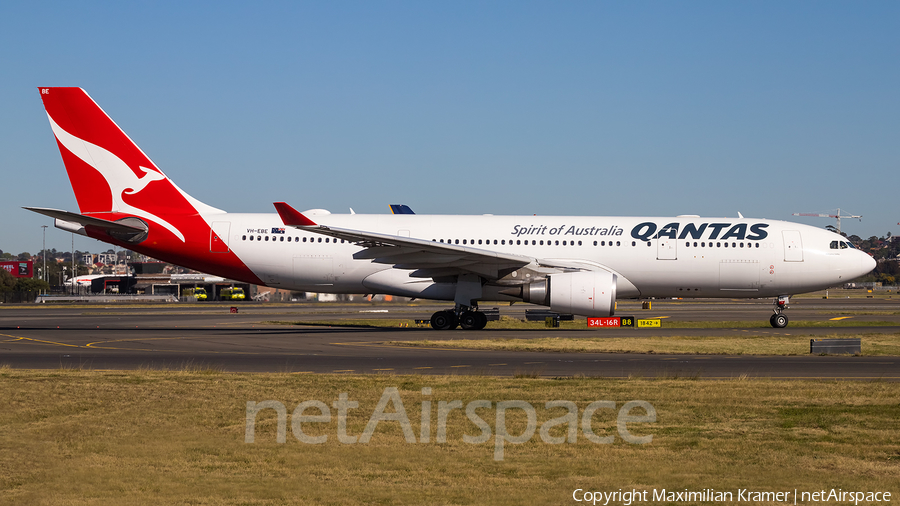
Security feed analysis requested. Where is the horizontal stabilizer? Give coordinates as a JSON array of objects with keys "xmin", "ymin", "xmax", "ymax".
[{"xmin": 24, "ymin": 207, "xmax": 149, "ymax": 243}]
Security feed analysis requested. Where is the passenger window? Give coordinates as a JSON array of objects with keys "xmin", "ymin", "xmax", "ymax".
[
  {"xmin": 318, "ymin": 238, "xmax": 322, "ymax": 243},
  {"xmin": 280, "ymin": 236, "xmax": 284, "ymax": 242},
  {"xmin": 242, "ymin": 235, "xmax": 247, "ymax": 241},
  {"xmin": 693, "ymin": 242, "xmax": 698, "ymax": 247},
  {"xmin": 578, "ymin": 241, "xmax": 582, "ymax": 246},
  {"xmin": 493, "ymin": 240, "xmax": 498, "ymax": 245},
  {"xmin": 532, "ymin": 240, "xmax": 536, "ymax": 245},
  {"xmin": 462, "ymin": 239, "xmax": 467, "ymax": 245},
  {"xmin": 517, "ymin": 240, "xmax": 521, "ymax": 245},
  {"xmin": 502, "ymin": 240, "xmax": 506, "ymax": 245},
  {"xmin": 593, "ymin": 241, "xmax": 597, "ymax": 246},
  {"xmin": 265, "ymin": 236, "xmax": 269, "ymax": 241},
  {"xmin": 616, "ymin": 241, "xmax": 620, "ymax": 246},
  {"xmin": 631, "ymin": 241, "xmax": 636, "ymax": 246},
  {"xmin": 303, "ymin": 237, "xmax": 307, "ymax": 242}
]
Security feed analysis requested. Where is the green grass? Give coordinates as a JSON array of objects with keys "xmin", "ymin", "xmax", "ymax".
[{"xmin": 1, "ymin": 370, "xmax": 898, "ymax": 505}]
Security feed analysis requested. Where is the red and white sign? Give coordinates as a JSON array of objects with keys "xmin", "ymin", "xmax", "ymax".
[
  {"xmin": 0, "ymin": 260, "xmax": 33, "ymax": 278},
  {"xmin": 588, "ymin": 317, "xmax": 620, "ymax": 327}
]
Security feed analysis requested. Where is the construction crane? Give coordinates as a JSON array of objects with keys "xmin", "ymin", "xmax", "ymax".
[{"xmin": 792, "ymin": 208, "xmax": 861, "ymax": 235}]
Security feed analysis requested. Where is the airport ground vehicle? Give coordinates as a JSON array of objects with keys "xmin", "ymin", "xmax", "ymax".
[{"xmin": 219, "ymin": 287, "xmax": 245, "ymax": 301}]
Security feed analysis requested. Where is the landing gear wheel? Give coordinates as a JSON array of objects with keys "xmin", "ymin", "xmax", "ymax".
[
  {"xmin": 474, "ymin": 311, "xmax": 488, "ymax": 330},
  {"xmin": 460, "ymin": 311, "xmax": 479, "ymax": 330},
  {"xmin": 770, "ymin": 314, "xmax": 788, "ymax": 328},
  {"xmin": 459, "ymin": 311, "xmax": 489, "ymax": 330},
  {"xmin": 430, "ymin": 310, "xmax": 458, "ymax": 330}
]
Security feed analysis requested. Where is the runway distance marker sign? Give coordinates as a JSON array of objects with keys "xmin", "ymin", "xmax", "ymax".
[{"xmin": 587, "ymin": 316, "xmax": 635, "ymax": 328}]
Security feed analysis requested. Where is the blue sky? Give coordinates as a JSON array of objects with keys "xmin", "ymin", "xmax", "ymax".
[{"xmin": 1, "ymin": 1, "xmax": 897, "ymax": 254}]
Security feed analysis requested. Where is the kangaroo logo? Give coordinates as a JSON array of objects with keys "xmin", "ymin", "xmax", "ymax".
[{"xmin": 47, "ymin": 114, "xmax": 187, "ymax": 242}]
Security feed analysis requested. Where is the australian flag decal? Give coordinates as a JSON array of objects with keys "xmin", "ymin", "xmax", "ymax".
[{"xmin": 271, "ymin": 227, "xmax": 285, "ymax": 234}]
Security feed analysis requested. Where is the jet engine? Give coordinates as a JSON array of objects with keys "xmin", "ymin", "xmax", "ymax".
[{"xmin": 520, "ymin": 271, "xmax": 617, "ymax": 317}]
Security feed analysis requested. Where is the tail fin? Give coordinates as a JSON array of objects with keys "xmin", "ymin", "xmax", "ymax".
[
  {"xmin": 37, "ymin": 87, "xmax": 221, "ymax": 242},
  {"xmin": 35, "ymin": 88, "xmax": 264, "ymax": 286}
]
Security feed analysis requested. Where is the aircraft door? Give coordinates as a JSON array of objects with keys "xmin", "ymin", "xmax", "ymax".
[
  {"xmin": 783, "ymin": 231, "xmax": 803, "ymax": 262},
  {"xmin": 657, "ymin": 237, "xmax": 677, "ymax": 260},
  {"xmin": 210, "ymin": 221, "xmax": 230, "ymax": 253}
]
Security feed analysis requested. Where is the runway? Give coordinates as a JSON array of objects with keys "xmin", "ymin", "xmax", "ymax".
[{"xmin": 1, "ymin": 298, "xmax": 899, "ymax": 379}]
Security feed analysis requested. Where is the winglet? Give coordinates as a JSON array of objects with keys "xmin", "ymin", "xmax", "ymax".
[{"xmin": 273, "ymin": 202, "xmax": 318, "ymax": 226}]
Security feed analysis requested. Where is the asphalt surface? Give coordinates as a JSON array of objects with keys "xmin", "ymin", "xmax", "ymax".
[{"xmin": 1, "ymin": 297, "xmax": 899, "ymax": 379}]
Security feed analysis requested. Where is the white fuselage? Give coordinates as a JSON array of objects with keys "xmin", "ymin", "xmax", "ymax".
[{"xmin": 214, "ymin": 213, "xmax": 875, "ymax": 301}]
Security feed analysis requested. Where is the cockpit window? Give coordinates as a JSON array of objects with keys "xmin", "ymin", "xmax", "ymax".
[{"xmin": 831, "ymin": 240, "xmax": 857, "ymax": 250}]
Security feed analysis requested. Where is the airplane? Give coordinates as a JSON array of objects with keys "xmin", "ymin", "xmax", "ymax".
[
  {"xmin": 65, "ymin": 274, "xmax": 107, "ymax": 287},
  {"xmin": 27, "ymin": 87, "xmax": 876, "ymax": 330}
]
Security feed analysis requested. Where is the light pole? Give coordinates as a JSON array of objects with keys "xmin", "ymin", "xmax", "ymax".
[{"xmin": 41, "ymin": 225, "xmax": 47, "ymax": 293}]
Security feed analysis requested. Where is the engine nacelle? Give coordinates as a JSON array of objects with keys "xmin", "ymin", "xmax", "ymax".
[{"xmin": 521, "ymin": 271, "xmax": 617, "ymax": 317}]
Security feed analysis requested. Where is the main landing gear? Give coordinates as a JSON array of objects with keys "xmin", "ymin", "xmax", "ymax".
[
  {"xmin": 769, "ymin": 296, "xmax": 790, "ymax": 328},
  {"xmin": 430, "ymin": 304, "xmax": 488, "ymax": 330}
]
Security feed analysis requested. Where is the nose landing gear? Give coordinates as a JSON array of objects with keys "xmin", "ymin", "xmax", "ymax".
[{"xmin": 770, "ymin": 296, "xmax": 790, "ymax": 328}]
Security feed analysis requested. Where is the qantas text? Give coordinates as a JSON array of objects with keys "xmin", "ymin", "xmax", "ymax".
[{"xmin": 630, "ymin": 222, "xmax": 769, "ymax": 242}]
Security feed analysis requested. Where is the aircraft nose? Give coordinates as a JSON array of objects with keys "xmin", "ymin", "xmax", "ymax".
[{"xmin": 863, "ymin": 253, "xmax": 876, "ymax": 274}]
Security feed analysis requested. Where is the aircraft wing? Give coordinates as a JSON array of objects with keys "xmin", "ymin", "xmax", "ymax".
[{"xmin": 274, "ymin": 202, "xmax": 535, "ymax": 279}]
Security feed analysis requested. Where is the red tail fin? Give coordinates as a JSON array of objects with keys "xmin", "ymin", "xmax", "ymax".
[
  {"xmin": 38, "ymin": 87, "xmax": 221, "ymax": 242},
  {"xmin": 36, "ymin": 88, "xmax": 263, "ymax": 285}
]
